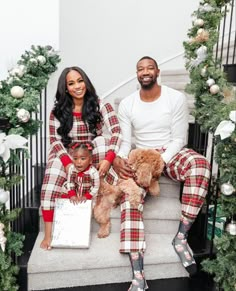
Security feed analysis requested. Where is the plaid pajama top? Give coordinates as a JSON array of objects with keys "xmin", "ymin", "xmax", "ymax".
[
  {"xmin": 66, "ymin": 165, "xmax": 100, "ymax": 200},
  {"xmin": 41, "ymin": 101, "xmax": 122, "ymax": 222}
]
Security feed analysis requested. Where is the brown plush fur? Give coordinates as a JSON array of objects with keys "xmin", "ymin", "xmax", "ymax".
[
  {"xmin": 93, "ymin": 148, "xmax": 164, "ymax": 238},
  {"xmin": 128, "ymin": 148, "xmax": 164, "ymax": 196}
]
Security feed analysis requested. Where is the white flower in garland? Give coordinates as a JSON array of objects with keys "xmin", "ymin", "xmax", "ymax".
[
  {"xmin": 191, "ymin": 45, "xmax": 207, "ymax": 67},
  {"xmin": 0, "ymin": 133, "xmax": 28, "ymax": 162},
  {"xmin": 199, "ymin": 3, "xmax": 214, "ymax": 12},
  {"xmin": 0, "ymin": 222, "xmax": 6, "ymax": 252},
  {"xmin": 215, "ymin": 110, "xmax": 236, "ymax": 139},
  {"xmin": 9, "ymin": 65, "xmax": 26, "ymax": 78},
  {"xmin": 17, "ymin": 108, "xmax": 30, "ymax": 123}
]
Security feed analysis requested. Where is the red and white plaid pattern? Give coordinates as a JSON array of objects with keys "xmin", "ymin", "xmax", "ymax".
[
  {"xmin": 41, "ymin": 101, "xmax": 121, "ymax": 214},
  {"xmin": 164, "ymin": 148, "xmax": 211, "ymax": 219},
  {"xmin": 119, "ymin": 148, "xmax": 210, "ymax": 253},
  {"xmin": 65, "ymin": 165, "xmax": 100, "ymax": 197}
]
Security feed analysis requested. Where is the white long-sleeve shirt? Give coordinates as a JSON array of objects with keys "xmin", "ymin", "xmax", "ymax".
[{"xmin": 117, "ymin": 85, "xmax": 189, "ymax": 164}]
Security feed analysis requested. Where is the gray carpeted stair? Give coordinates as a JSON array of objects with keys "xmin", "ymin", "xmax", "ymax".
[{"xmin": 27, "ymin": 176, "xmax": 188, "ymax": 290}]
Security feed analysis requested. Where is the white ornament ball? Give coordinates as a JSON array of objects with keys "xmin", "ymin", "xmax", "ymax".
[
  {"xmin": 225, "ymin": 220, "xmax": 236, "ymax": 236},
  {"xmin": 210, "ymin": 84, "xmax": 220, "ymax": 94},
  {"xmin": 37, "ymin": 55, "xmax": 46, "ymax": 65},
  {"xmin": 17, "ymin": 108, "xmax": 30, "ymax": 123},
  {"xmin": 194, "ymin": 18, "xmax": 204, "ymax": 27},
  {"xmin": 206, "ymin": 78, "xmax": 215, "ymax": 87},
  {"xmin": 197, "ymin": 28, "xmax": 204, "ymax": 35},
  {"xmin": 0, "ymin": 189, "xmax": 9, "ymax": 204},
  {"xmin": 29, "ymin": 58, "xmax": 38, "ymax": 64},
  {"xmin": 10, "ymin": 86, "xmax": 24, "ymax": 98},
  {"xmin": 0, "ymin": 82, "xmax": 2, "ymax": 89},
  {"xmin": 221, "ymin": 182, "xmax": 235, "ymax": 196}
]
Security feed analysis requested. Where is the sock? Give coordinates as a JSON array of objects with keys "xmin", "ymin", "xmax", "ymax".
[
  {"xmin": 128, "ymin": 252, "xmax": 148, "ymax": 291},
  {"xmin": 172, "ymin": 216, "xmax": 197, "ymax": 276}
]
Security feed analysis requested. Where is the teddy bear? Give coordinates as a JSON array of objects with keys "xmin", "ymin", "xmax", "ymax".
[{"xmin": 93, "ymin": 148, "xmax": 164, "ymax": 238}]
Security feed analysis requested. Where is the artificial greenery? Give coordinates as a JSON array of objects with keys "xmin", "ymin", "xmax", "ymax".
[
  {"xmin": 0, "ymin": 45, "xmax": 60, "ymax": 290},
  {"xmin": 183, "ymin": 0, "xmax": 236, "ymax": 290}
]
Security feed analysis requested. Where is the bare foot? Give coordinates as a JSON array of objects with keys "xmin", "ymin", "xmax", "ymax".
[{"xmin": 40, "ymin": 238, "xmax": 52, "ymax": 250}]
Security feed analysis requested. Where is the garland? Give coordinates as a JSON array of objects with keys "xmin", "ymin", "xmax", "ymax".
[
  {"xmin": 0, "ymin": 45, "xmax": 60, "ymax": 290},
  {"xmin": 183, "ymin": 1, "xmax": 236, "ymax": 290}
]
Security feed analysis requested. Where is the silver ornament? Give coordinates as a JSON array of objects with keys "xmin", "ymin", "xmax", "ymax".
[
  {"xmin": 37, "ymin": 55, "xmax": 46, "ymax": 65},
  {"xmin": 17, "ymin": 108, "xmax": 30, "ymax": 123},
  {"xmin": 225, "ymin": 220, "xmax": 236, "ymax": 236},
  {"xmin": 221, "ymin": 182, "xmax": 235, "ymax": 196}
]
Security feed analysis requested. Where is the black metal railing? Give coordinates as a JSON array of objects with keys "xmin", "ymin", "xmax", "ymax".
[
  {"xmin": 189, "ymin": 0, "xmax": 235, "ymax": 256},
  {"xmin": 9, "ymin": 88, "xmax": 48, "ymax": 235}
]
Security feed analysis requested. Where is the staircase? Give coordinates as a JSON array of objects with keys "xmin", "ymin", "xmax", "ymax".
[{"xmin": 27, "ymin": 176, "xmax": 189, "ymax": 290}]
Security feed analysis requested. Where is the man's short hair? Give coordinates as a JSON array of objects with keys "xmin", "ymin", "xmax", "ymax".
[{"xmin": 137, "ymin": 56, "xmax": 158, "ymax": 69}]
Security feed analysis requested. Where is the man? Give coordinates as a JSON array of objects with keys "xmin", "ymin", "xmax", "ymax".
[{"xmin": 113, "ymin": 56, "xmax": 211, "ymax": 291}]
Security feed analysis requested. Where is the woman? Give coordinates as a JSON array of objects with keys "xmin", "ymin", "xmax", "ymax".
[{"xmin": 40, "ymin": 66, "xmax": 122, "ymax": 250}]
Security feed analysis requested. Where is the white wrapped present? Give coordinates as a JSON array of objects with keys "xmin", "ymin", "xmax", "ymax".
[{"xmin": 51, "ymin": 198, "xmax": 92, "ymax": 248}]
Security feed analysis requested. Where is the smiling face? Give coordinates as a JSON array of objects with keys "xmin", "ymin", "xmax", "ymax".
[
  {"xmin": 66, "ymin": 70, "xmax": 87, "ymax": 101},
  {"xmin": 136, "ymin": 58, "xmax": 160, "ymax": 89}
]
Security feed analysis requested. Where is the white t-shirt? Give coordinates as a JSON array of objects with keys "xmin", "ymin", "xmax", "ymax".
[{"xmin": 117, "ymin": 85, "xmax": 189, "ymax": 164}]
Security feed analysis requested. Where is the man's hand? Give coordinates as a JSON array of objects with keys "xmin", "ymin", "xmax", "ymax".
[{"xmin": 113, "ymin": 156, "xmax": 133, "ymax": 179}]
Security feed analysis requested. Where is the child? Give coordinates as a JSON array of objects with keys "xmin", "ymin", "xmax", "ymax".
[{"xmin": 65, "ymin": 141, "xmax": 100, "ymax": 204}]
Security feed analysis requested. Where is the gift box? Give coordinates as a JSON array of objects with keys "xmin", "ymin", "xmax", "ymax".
[
  {"xmin": 51, "ymin": 198, "xmax": 92, "ymax": 248},
  {"xmin": 207, "ymin": 204, "xmax": 226, "ymax": 239}
]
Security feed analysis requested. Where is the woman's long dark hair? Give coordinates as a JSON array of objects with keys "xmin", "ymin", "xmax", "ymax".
[{"xmin": 52, "ymin": 66, "xmax": 102, "ymax": 147}]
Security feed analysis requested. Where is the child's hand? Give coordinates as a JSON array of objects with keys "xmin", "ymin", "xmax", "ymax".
[
  {"xmin": 98, "ymin": 160, "xmax": 111, "ymax": 177},
  {"xmin": 78, "ymin": 196, "xmax": 87, "ymax": 203},
  {"xmin": 70, "ymin": 196, "xmax": 79, "ymax": 205}
]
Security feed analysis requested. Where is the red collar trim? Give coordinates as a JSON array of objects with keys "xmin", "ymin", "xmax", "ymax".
[
  {"xmin": 73, "ymin": 112, "xmax": 82, "ymax": 117},
  {"xmin": 78, "ymin": 164, "xmax": 91, "ymax": 177}
]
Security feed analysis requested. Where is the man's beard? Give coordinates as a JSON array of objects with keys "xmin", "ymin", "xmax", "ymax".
[{"xmin": 139, "ymin": 78, "xmax": 156, "ymax": 90}]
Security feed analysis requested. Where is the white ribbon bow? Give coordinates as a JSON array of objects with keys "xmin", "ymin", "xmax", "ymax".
[
  {"xmin": 215, "ymin": 111, "xmax": 236, "ymax": 140},
  {"xmin": 0, "ymin": 133, "xmax": 28, "ymax": 162}
]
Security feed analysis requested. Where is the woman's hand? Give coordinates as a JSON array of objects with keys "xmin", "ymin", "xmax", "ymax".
[
  {"xmin": 112, "ymin": 156, "xmax": 133, "ymax": 179},
  {"xmin": 98, "ymin": 160, "xmax": 111, "ymax": 177}
]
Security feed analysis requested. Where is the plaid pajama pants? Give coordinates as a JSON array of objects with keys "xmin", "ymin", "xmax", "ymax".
[{"xmin": 119, "ymin": 148, "xmax": 211, "ymax": 253}]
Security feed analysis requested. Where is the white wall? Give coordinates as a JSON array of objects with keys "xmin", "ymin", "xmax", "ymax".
[
  {"xmin": 0, "ymin": 0, "xmax": 59, "ymax": 80},
  {"xmin": 59, "ymin": 0, "xmax": 199, "ymax": 96}
]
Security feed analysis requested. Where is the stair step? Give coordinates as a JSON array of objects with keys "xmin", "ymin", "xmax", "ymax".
[
  {"xmin": 92, "ymin": 195, "xmax": 181, "ymax": 235},
  {"xmin": 40, "ymin": 176, "xmax": 181, "ymax": 233},
  {"xmin": 28, "ymin": 232, "xmax": 188, "ymax": 290}
]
